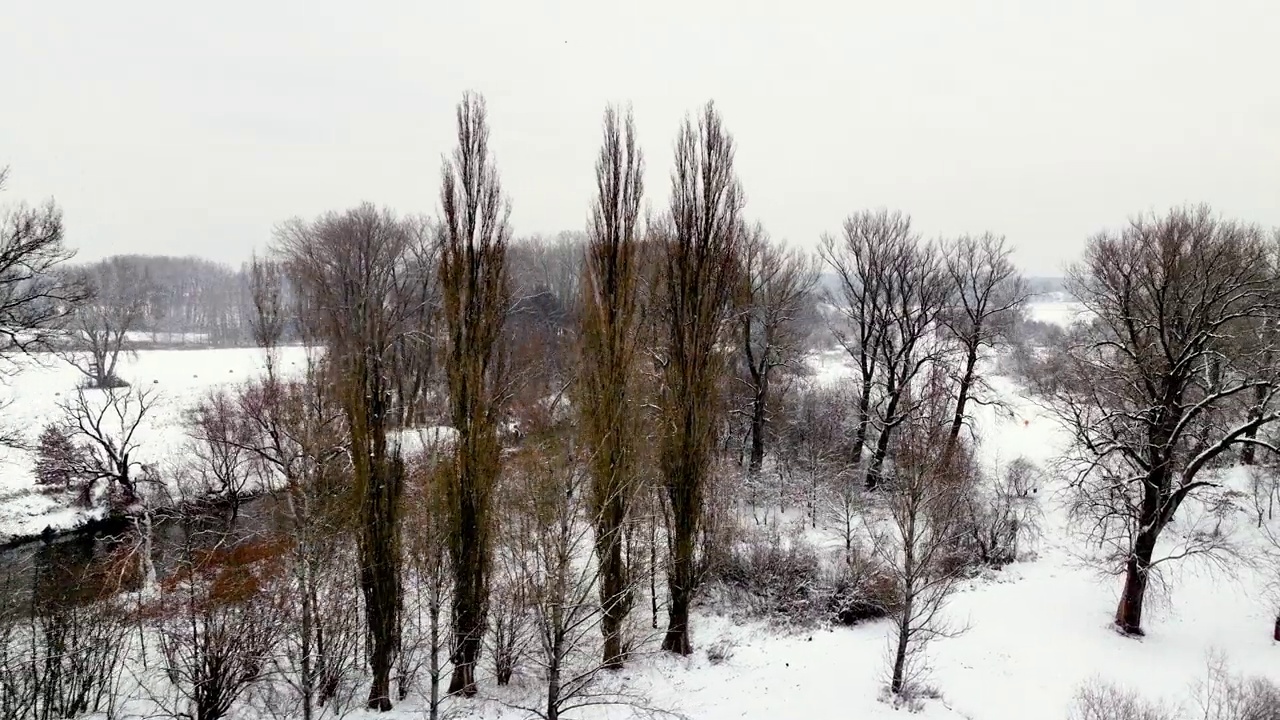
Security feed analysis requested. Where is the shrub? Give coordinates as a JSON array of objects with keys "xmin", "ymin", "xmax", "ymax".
[
  {"xmin": 0, "ymin": 561, "xmax": 130, "ymax": 720},
  {"xmin": 715, "ymin": 526, "xmax": 899, "ymax": 627},
  {"xmin": 1068, "ymin": 679, "xmax": 1178, "ymax": 720},
  {"xmin": 716, "ymin": 526, "xmax": 825, "ymax": 623},
  {"xmin": 957, "ymin": 457, "xmax": 1042, "ymax": 569},
  {"xmin": 1196, "ymin": 653, "xmax": 1280, "ymax": 720},
  {"xmin": 826, "ymin": 551, "xmax": 901, "ymax": 626},
  {"xmin": 33, "ymin": 424, "xmax": 83, "ymax": 492},
  {"xmin": 705, "ymin": 636, "xmax": 736, "ymax": 665}
]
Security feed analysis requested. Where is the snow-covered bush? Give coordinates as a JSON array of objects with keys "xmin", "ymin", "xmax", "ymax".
[
  {"xmin": 826, "ymin": 549, "xmax": 901, "ymax": 626},
  {"xmin": 957, "ymin": 457, "xmax": 1042, "ymax": 568},
  {"xmin": 1195, "ymin": 653, "xmax": 1280, "ymax": 720},
  {"xmin": 33, "ymin": 423, "xmax": 83, "ymax": 493},
  {"xmin": 489, "ymin": 571, "xmax": 531, "ymax": 686},
  {"xmin": 716, "ymin": 526, "xmax": 824, "ymax": 622},
  {"xmin": 714, "ymin": 525, "xmax": 898, "ymax": 626},
  {"xmin": 1068, "ymin": 679, "xmax": 1178, "ymax": 720},
  {"xmin": 705, "ymin": 636, "xmax": 736, "ymax": 665}
]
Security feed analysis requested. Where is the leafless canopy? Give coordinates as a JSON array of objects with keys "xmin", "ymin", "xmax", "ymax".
[
  {"xmin": 939, "ymin": 232, "xmax": 1029, "ymax": 448},
  {"xmin": 61, "ymin": 258, "xmax": 150, "ymax": 388},
  {"xmin": 0, "ymin": 166, "xmax": 85, "ymax": 366},
  {"xmin": 820, "ymin": 209, "xmax": 950, "ymax": 489},
  {"xmin": 276, "ymin": 202, "xmax": 424, "ymax": 710},
  {"xmin": 1043, "ymin": 205, "xmax": 1280, "ymax": 634}
]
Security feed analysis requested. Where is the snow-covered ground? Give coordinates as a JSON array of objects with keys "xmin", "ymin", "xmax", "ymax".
[
  {"xmin": 346, "ymin": 356, "xmax": 1276, "ymax": 720},
  {"xmin": 3, "ymin": 300, "xmax": 1278, "ymax": 719},
  {"xmin": 0, "ymin": 346, "xmax": 311, "ymax": 542},
  {"xmin": 1023, "ymin": 291, "xmax": 1088, "ymax": 328}
]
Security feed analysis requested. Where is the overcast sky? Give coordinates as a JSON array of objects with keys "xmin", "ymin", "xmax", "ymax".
[{"xmin": 2, "ymin": 1, "xmax": 1277, "ymax": 276}]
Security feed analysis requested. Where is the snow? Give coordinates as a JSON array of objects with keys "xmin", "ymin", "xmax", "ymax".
[
  {"xmin": 388, "ymin": 336, "xmax": 1274, "ymax": 718},
  {"xmin": 390, "ymin": 425, "xmax": 459, "ymax": 457},
  {"xmin": 0, "ymin": 345, "xmax": 313, "ymax": 542},
  {"xmin": 4, "ymin": 299, "xmax": 1279, "ymax": 719},
  {"xmin": 1027, "ymin": 300, "xmax": 1088, "ymax": 328}
]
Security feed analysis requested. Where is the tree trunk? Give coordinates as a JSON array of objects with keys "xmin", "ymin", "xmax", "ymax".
[
  {"xmin": 428, "ymin": 592, "xmax": 441, "ymax": 720},
  {"xmin": 650, "ymin": 516, "xmax": 659, "ymax": 630},
  {"xmin": 447, "ymin": 431, "xmax": 493, "ymax": 697},
  {"xmin": 1115, "ymin": 530, "xmax": 1157, "ymax": 636},
  {"xmin": 851, "ymin": 376, "xmax": 873, "ymax": 464},
  {"xmin": 748, "ymin": 385, "xmax": 767, "ymax": 476},
  {"xmin": 446, "ymin": 648, "xmax": 476, "ymax": 697},
  {"xmin": 866, "ymin": 419, "xmax": 894, "ymax": 490},
  {"xmin": 360, "ymin": 454, "xmax": 403, "ymax": 711},
  {"xmin": 866, "ymin": 383, "xmax": 903, "ymax": 490},
  {"xmin": 890, "ymin": 610, "xmax": 911, "ymax": 696},
  {"xmin": 598, "ymin": 522, "xmax": 629, "ymax": 668},
  {"xmin": 662, "ymin": 467, "xmax": 697, "ymax": 656},
  {"xmin": 662, "ymin": 579, "xmax": 693, "ymax": 655},
  {"xmin": 546, "ymin": 634, "xmax": 562, "ymax": 720},
  {"xmin": 1241, "ymin": 383, "xmax": 1267, "ymax": 465},
  {"xmin": 946, "ymin": 344, "xmax": 979, "ymax": 453}
]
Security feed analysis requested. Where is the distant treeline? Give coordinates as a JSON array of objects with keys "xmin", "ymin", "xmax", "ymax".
[
  {"xmin": 65, "ymin": 240, "xmax": 589, "ymax": 347},
  {"xmin": 65, "ymin": 254, "xmax": 261, "ymax": 346}
]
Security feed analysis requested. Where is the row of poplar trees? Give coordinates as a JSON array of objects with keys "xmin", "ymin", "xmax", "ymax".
[{"xmin": 281, "ymin": 93, "xmax": 748, "ymax": 710}]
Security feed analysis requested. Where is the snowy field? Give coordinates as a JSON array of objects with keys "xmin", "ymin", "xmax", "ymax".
[
  {"xmin": 2, "ymin": 301, "xmax": 1278, "ymax": 719},
  {"xmin": 0, "ymin": 345, "xmax": 312, "ymax": 542}
]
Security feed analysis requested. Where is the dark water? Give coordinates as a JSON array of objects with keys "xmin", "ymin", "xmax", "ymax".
[{"xmin": 0, "ymin": 494, "xmax": 283, "ymax": 612}]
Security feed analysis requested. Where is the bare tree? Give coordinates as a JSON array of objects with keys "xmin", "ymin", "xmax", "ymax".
[
  {"xmin": 234, "ymin": 362, "xmax": 360, "ymax": 720},
  {"xmin": 872, "ymin": 368, "xmax": 972, "ymax": 699},
  {"xmin": 503, "ymin": 410, "xmax": 657, "ymax": 720},
  {"xmin": 1040, "ymin": 206, "xmax": 1280, "ymax": 635},
  {"xmin": 0, "ymin": 166, "xmax": 85, "ymax": 364},
  {"xmin": 278, "ymin": 204, "xmax": 421, "ymax": 710},
  {"xmin": 958, "ymin": 457, "xmax": 1043, "ymax": 567},
  {"xmin": 577, "ymin": 104, "xmax": 645, "ymax": 669},
  {"xmin": 939, "ymin": 233, "xmax": 1028, "ymax": 452},
  {"xmin": 0, "ymin": 166, "xmax": 86, "ymax": 447},
  {"xmin": 820, "ymin": 210, "xmax": 907, "ymax": 471},
  {"xmin": 153, "ymin": 531, "xmax": 289, "ymax": 720},
  {"xmin": 389, "ymin": 217, "xmax": 441, "ymax": 429},
  {"xmin": 186, "ymin": 389, "xmax": 255, "ymax": 515},
  {"xmin": 655, "ymin": 101, "xmax": 744, "ymax": 655},
  {"xmin": 48, "ymin": 386, "xmax": 156, "ymax": 507},
  {"xmin": 776, "ymin": 381, "xmax": 859, "ymax": 541},
  {"xmin": 402, "ymin": 443, "xmax": 454, "ymax": 719},
  {"xmin": 737, "ymin": 224, "xmax": 818, "ymax": 476},
  {"xmin": 238, "ymin": 257, "xmax": 349, "ymax": 720},
  {"xmin": 864, "ymin": 233, "xmax": 950, "ymax": 490},
  {"xmin": 437, "ymin": 91, "xmax": 512, "ymax": 696},
  {"xmin": 819, "ymin": 210, "xmax": 951, "ymax": 490},
  {"xmin": 62, "ymin": 258, "xmax": 149, "ymax": 388}
]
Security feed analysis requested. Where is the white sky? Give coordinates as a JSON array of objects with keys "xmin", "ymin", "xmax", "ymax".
[{"xmin": 2, "ymin": 0, "xmax": 1277, "ymax": 276}]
